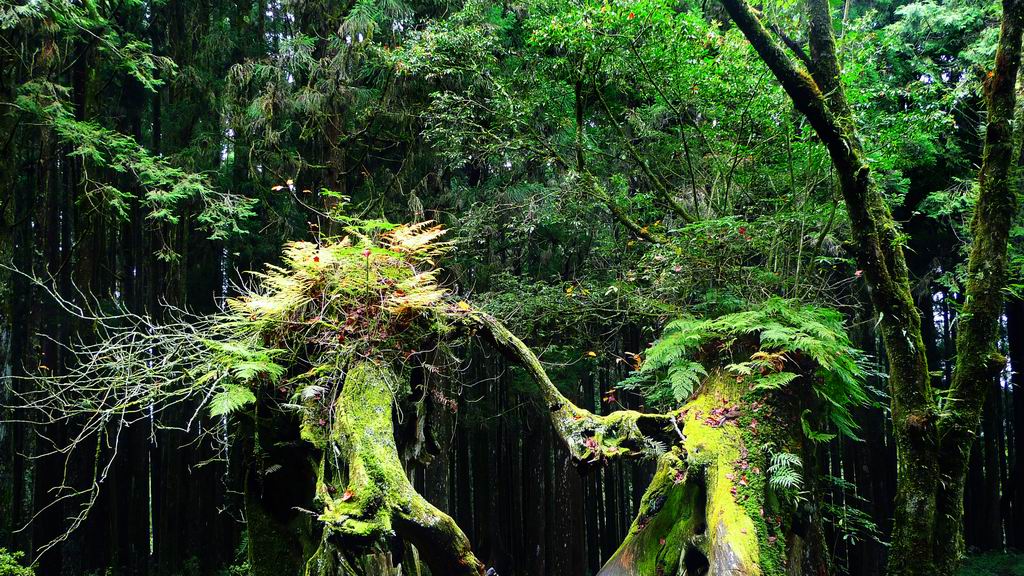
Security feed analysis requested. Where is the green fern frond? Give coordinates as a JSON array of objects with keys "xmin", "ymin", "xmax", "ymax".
[
  {"xmin": 666, "ymin": 361, "xmax": 707, "ymax": 402},
  {"xmin": 209, "ymin": 384, "xmax": 257, "ymax": 417},
  {"xmin": 725, "ymin": 362, "xmax": 754, "ymax": 375},
  {"xmin": 621, "ymin": 297, "xmax": 868, "ymax": 437},
  {"xmin": 767, "ymin": 452, "xmax": 804, "ymax": 491},
  {"xmin": 752, "ymin": 371, "xmax": 799, "ymax": 391}
]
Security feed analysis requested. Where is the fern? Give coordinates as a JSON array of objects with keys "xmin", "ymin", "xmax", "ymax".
[
  {"xmin": 642, "ymin": 439, "xmax": 669, "ymax": 458},
  {"xmin": 209, "ymin": 384, "xmax": 257, "ymax": 417},
  {"xmin": 802, "ymin": 410, "xmax": 838, "ymax": 443},
  {"xmin": 202, "ymin": 338, "xmax": 286, "ymax": 384},
  {"xmin": 767, "ymin": 452, "xmax": 804, "ymax": 491},
  {"xmin": 751, "ymin": 371, "xmax": 799, "ymax": 391},
  {"xmin": 666, "ymin": 361, "xmax": 707, "ymax": 401},
  {"xmin": 724, "ymin": 362, "xmax": 754, "ymax": 375},
  {"xmin": 622, "ymin": 297, "xmax": 868, "ymax": 438}
]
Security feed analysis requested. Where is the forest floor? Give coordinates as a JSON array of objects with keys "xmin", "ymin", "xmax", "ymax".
[{"xmin": 960, "ymin": 553, "xmax": 1024, "ymax": 575}]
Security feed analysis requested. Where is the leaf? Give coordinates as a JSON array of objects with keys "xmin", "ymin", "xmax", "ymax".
[
  {"xmin": 209, "ymin": 384, "xmax": 257, "ymax": 417},
  {"xmin": 299, "ymin": 385, "xmax": 327, "ymax": 401},
  {"xmin": 634, "ymin": 297, "xmax": 868, "ymax": 438},
  {"xmin": 666, "ymin": 361, "xmax": 707, "ymax": 402},
  {"xmin": 751, "ymin": 371, "xmax": 799, "ymax": 391},
  {"xmin": 801, "ymin": 410, "xmax": 837, "ymax": 443},
  {"xmin": 768, "ymin": 452, "xmax": 804, "ymax": 491}
]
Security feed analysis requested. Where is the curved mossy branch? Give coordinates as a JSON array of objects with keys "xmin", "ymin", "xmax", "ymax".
[
  {"xmin": 305, "ymin": 361, "xmax": 485, "ymax": 576},
  {"xmin": 457, "ymin": 310, "xmax": 680, "ymax": 465}
]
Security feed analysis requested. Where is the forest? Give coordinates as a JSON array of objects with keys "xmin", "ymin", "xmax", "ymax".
[{"xmin": 1, "ymin": 0, "xmax": 1024, "ymax": 574}]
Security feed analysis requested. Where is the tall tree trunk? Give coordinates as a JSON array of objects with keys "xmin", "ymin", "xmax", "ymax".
[
  {"xmin": 717, "ymin": 0, "xmax": 1024, "ymax": 572},
  {"xmin": 934, "ymin": 0, "xmax": 1024, "ymax": 569},
  {"xmin": 715, "ymin": 0, "xmax": 938, "ymax": 571}
]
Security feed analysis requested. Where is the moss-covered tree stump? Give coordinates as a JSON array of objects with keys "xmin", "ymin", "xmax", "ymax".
[
  {"xmin": 301, "ymin": 361, "xmax": 484, "ymax": 576},
  {"xmin": 599, "ymin": 373, "xmax": 826, "ymax": 576}
]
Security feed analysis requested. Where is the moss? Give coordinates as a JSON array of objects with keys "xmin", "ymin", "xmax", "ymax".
[
  {"xmin": 303, "ymin": 361, "xmax": 484, "ymax": 576},
  {"xmin": 601, "ymin": 449, "xmax": 701, "ymax": 575},
  {"xmin": 735, "ymin": 422, "xmax": 786, "ymax": 576},
  {"xmin": 600, "ymin": 374, "xmax": 777, "ymax": 576},
  {"xmin": 317, "ymin": 362, "xmax": 405, "ymax": 542},
  {"xmin": 679, "ymin": 382, "xmax": 760, "ymax": 575},
  {"xmin": 301, "ymin": 412, "xmax": 328, "ymax": 449},
  {"xmin": 467, "ymin": 311, "xmax": 676, "ymax": 464}
]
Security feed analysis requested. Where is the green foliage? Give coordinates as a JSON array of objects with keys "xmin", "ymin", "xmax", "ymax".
[
  {"xmin": 664, "ymin": 360, "xmax": 708, "ymax": 402},
  {"xmin": 2, "ymin": 0, "xmax": 1008, "ymax": 566},
  {"xmin": 767, "ymin": 453, "xmax": 803, "ymax": 490},
  {"xmin": 0, "ymin": 0, "xmax": 174, "ymax": 90},
  {"xmin": 196, "ymin": 219, "xmax": 454, "ymax": 421},
  {"xmin": 800, "ymin": 410, "xmax": 838, "ymax": 443},
  {"xmin": 0, "ymin": 549, "xmax": 34, "ymax": 576},
  {"xmin": 15, "ymin": 80, "xmax": 257, "ymax": 244},
  {"xmin": 821, "ymin": 475, "xmax": 885, "ymax": 546},
  {"xmin": 217, "ymin": 539, "xmax": 252, "ymax": 576},
  {"xmin": 959, "ymin": 553, "xmax": 1024, "ymax": 576},
  {"xmin": 201, "ymin": 340, "xmax": 287, "ymax": 384},
  {"xmin": 623, "ymin": 298, "xmax": 868, "ymax": 438},
  {"xmin": 208, "ymin": 384, "xmax": 259, "ymax": 418}
]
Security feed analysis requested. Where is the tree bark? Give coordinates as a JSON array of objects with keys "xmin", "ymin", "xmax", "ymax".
[
  {"xmin": 715, "ymin": 0, "xmax": 938, "ymax": 572},
  {"xmin": 597, "ymin": 372, "xmax": 827, "ymax": 576},
  {"xmin": 933, "ymin": 0, "xmax": 1024, "ymax": 568},
  {"xmin": 718, "ymin": 0, "xmax": 1024, "ymax": 572},
  {"xmin": 304, "ymin": 361, "xmax": 485, "ymax": 576}
]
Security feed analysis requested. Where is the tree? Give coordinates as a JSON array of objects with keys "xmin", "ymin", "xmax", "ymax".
[
  {"xmin": 715, "ymin": 0, "xmax": 1024, "ymax": 572},
  {"xmin": 4, "ymin": 0, "xmax": 1021, "ymax": 573},
  {"xmin": 13, "ymin": 218, "xmax": 869, "ymax": 575}
]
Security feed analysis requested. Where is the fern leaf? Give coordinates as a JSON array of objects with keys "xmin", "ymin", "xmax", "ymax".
[
  {"xmin": 752, "ymin": 371, "xmax": 799, "ymax": 391},
  {"xmin": 667, "ymin": 361, "xmax": 706, "ymax": 402},
  {"xmin": 209, "ymin": 384, "xmax": 257, "ymax": 417},
  {"xmin": 767, "ymin": 452, "xmax": 804, "ymax": 491}
]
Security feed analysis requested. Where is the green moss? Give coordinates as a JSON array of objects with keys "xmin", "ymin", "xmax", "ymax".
[
  {"xmin": 679, "ymin": 382, "xmax": 760, "ymax": 574},
  {"xmin": 605, "ymin": 449, "xmax": 699, "ymax": 574},
  {"xmin": 601, "ymin": 374, "xmax": 780, "ymax": 576},
  {"xmin": 316, "ymin": 362, "xmax": 406, "ymax": 542},
  {"xmin": 300, "ymin": 360, "xmax": 484, "ymax": 576},
  {"xmin": 738, "ymin": 405, "xmax": 789, "ymax": 576}
]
